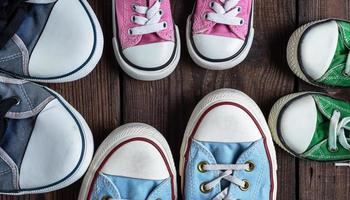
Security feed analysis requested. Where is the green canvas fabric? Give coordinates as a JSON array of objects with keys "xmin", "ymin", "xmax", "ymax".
[
  {"xmin": 301, "ymin": 94, "xmax": 350, "ymax": 161},
  {"xmin": 316, "ymin": 20, "xmax": 350, "ymax": 87}
]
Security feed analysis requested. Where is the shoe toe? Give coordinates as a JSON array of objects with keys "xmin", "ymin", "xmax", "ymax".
[
  {"xmin": 193, "ymin": 97, "xmax": 263, "ymax": 143},
  {"xmin": 122, "ymin": 42, "xmax": 175, "ymax": 69},
  {"xmin": 28, "ymin": 0, "xmax": 96, "ymax": 78},
  {"xmin": 101, "ymin": 139, "xmax": 170, "ymax": 180},
  {"xmin": 19, "ymin": 99, "xmax": 87, "ymax": 189},
  {"xmin": 279, "ymin": 95, "xmax": 318, "ymax": 154},
  {"xmin": 299, "ymin": 20, "xmax": 339, "ymax": 80},
  {"xmin": 193, "ymin": 34, "xmax": 244, "ymax": 60}
]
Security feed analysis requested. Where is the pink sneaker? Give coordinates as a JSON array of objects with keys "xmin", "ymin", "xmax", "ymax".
[
  {"xmin": 186, "ymin": 0, "xmax": 254, "ymax": 70},
  {"xmin": 112, "ymin": 0, "xmax": 180, "ymax": 81}
]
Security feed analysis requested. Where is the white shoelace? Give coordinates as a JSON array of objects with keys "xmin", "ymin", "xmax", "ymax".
[
  {"xmin": 201, "ymin": 163, "xmax": 250, "ymax": 200},
  {"xmin": 328, "ymin": 110, "xmax": 350, "ymax": 167},
  {"xmin": 205, "ymin": 0, "xmax": 244, "ymax": 26},
  {"xmin": 129, "ymin": 0, "xmax": 167, "ymax": 36}
]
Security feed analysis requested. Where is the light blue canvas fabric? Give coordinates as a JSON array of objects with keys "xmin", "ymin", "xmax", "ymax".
[
  {"xmin": 90, "ymin": 173, "xmax": 172, "ymax": 200},
  {"xmin": 184, "ymin": 139, "xmax": 271, "ymax": 200}
]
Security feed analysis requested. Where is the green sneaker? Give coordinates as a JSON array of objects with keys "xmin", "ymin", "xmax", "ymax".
[
  {"xmin": 287, "ymin": 19, "xmax": 350, "ymax": 87},
  {"xmin": 268, "ymin": 92, "xmax": 350, "ymax": 164}
]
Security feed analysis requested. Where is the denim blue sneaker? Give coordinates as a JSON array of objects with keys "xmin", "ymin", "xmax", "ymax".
[
  {"xmin": 179, "ymin": 89, "xmax": 278, "ymax": 200},
  {"xmin": 0, "ymin": 0, "xmax": 103, "ymax": 83},
  {"xmin": 79, "ymin": 123, "xmax": 177, "ymax": 200},
  {"xmin": 0, "ymin": 74, "xmax": 94, "ymax": 194}
]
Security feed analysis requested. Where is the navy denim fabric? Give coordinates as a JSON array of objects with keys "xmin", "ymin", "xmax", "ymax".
[
  {"xmin": 0, "ymin": 37, "xmax": 23, "ymax": 75},
  {"xmin": 0, "ymin": 80, "xmax": 52, "ymax": 115},
  {"xmin": 0, "ymin": 75, "xmax": 54, "ymax": 191},
  {"xmin": 0, "ymin": 152, "xmax": 14, "ymax": 191},
  {"xmin": 0, "ymin": 3, "xmax": 54, "ymax": 76},
  {"xmin": 2, "ymin": 117, "xmax": 36, "ymax": 167},
  {"xmin": 16, "ymin": 3, "xmax": 54, "ymax": 53}
]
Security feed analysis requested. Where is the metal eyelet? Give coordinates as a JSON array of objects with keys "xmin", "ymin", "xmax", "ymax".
[
  {"xmin": 12, "ymin": 96, "xmax": 21, "ymax": 105},
  {"xmin": 131, "ymin": 3, "xmax": 137, "ymax": 11},
  {"xmin": 245, "ymin": 160, "xmax": 255, "ymax": 172},
  {"xmin": 159, "ymin": 9, "xmax": 163, "ymax": 16},
  {"xmin": 200, "ymin": 182, "xmax": 212, "ymax": 193},
  {"xmin": 197, "ymin": 161, "xmax": 208, "ymax": 173},
  {"xmin": 128, "ymin": 29, "xmax": 133, "ymax": 35},
  {"xmin": 131, "ymin": 16, "xmax": 136, "ymax": 22},
  {"xmin": 101, "ymin": 196, "xmax": 112, "ymax": 200},
  {"xmin": 239, "ymin": 179, "xmax": 250, "ymax": 191},
  {"xmin": 237, "ymin": 6, "xmax": 242, "ymax": 13},
  {"xmin": 342, "ymin": 70, "xmax": 350, "ymax": 76},
  {"xmin": 209, "ymin": 1, "xmax": 215, "ymax": 8},
  {"xmin": 328, "ymin": 146, "xmax": 339, "ymax": 153},
  {"xmin": 239, "ymin": 19, "xmax": 244, "ymax": 25},
  {"xmin": 163, "ymin": 22, "xmax": 167, "ymax": 28},
  {"xmin": 203, "ymin": 12, "xmax": 209, "ymax": 20}
]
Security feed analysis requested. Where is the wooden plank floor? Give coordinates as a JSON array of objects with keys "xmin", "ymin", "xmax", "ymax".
[{"xmin": 1, "ymin": 0, "xmax": 350, "ymax": 199}]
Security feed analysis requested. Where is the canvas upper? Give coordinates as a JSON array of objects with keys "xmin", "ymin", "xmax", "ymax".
[
  {"xmin": 180, "ymin": 89, "xmax": 277, "ymax": 200},
  {"xmin": 0, "ymin": 73, "xmax": 93, "ymax": 194},
  {"xmin": 114, "ymin": 0, "xmax": 177, "ymax": 70},
  {"xmin": 0, "ymin": 0, "xmax": 103, "ymax": 82},
  {"xmin": 80, "ymin": 123, "xmax": 177, "ymax": 200},
  {"xmin": 276, "ymin": 93, "xmax": 350, "ymax": 161},
  {"xmin": 298, "ymin": 19, "xmax": 350, "ymax": 87},
  {"xmin": 189, "ymin": 0, "xmax": 253, "ymax": 60}
]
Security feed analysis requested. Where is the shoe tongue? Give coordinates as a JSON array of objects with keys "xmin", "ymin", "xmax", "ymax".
[
  {"xmin": 134, "ymin": 0, "xmax": 165, "ymax": 45},
  {"xmin": 138, "ymin": 0, "xmax": 156, "ymax": 7},
  {"xmin": 304, "ymin": 94, "xmax": 350, "ymax": 150},
  {"xmin": 201, "ymin": 141, "xmax": 254, "ymax": 189},
  {"xmin": 138, "ymin": 33, "xmax": 164, "ymax": 46},
  {"xmin": 202, "ymin": 141, "xmax": 253, "ymax": 165},
  {"xmin": 208, "ymin": 24, "xmax": 239, "ymax": 38}
]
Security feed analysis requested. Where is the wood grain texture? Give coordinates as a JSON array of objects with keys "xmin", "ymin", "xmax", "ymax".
[
  {"xmin": 298, "ymin": 1, "xmax": 350, "ymax": 200},
  {"xmin": 11, "ymin": 0, "xmax": 350, "ymax": 199}
]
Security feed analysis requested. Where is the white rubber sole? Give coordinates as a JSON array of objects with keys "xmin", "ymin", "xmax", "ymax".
[
  {"xmin": 24, "ymin": 0, "xmax": 104, "ymax": 83},
  {"xmin": 112, "ymin": 0, "xmax": 180, "ymax": 81},
  {"xmin": 186, "ymin": 7, "xmax": 254, "ymax": 70},
  {"xmin": 179, "ymin": 88, "xmax": 278, "ymax": 200},
  {"xmin": 1, "ymin": 87, "xmax": 94, "ymax": 195},
  {"xmin": 78, "ymin": 123, "xmax": 177, "ymax": 200},
  {"xmin": 286, "ymin": 20, "xmax": 327, "ymax": 86},
  {"xmin": 268, "ymin": 92, "xmax": 312, "ymax": 157}
]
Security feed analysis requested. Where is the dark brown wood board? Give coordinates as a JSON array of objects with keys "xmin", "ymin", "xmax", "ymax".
[{"xmin": 2, "ymin": 0, "xmax": 350, "ymax": 199}]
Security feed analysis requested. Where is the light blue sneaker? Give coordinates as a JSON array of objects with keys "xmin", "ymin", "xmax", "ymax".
[
  {"xmin": 78, "ymin": 123, "xmax": 177, "ymax": 200},
  {"xmin": 179, "ymin": 89, "xmax": 278, "ymax": 200}
]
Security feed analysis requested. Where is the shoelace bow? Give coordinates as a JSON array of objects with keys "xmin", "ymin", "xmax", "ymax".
[
  {"xmin": 129, "ymin": 0, "xmax": 167, "ymax": 36},
  {"xmin": 0, "ymin": 0, "xmax": 56, "ymax": 48},
  {"xmin": 328, "ymin": 110, "xmax": 350, "ymax": 167},
  {"xmin": 0, "ymin": 97, "xmax": 19, "ymax": 139},
  {"xmin": 205, "ymin": 0, "xmax": 244, "ymax": 26},
  {"xmin": 201, "ymin": 162, "xmax": 251, "ymax": 200}
]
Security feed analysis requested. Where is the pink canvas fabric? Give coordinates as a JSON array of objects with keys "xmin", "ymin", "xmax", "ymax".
[
  {"xmin": 115, "ymin": 0, "xmax": 175, "ymax": 49},
  {"xmin": 191, "ymin": 0, "xmax": 252, "ymax": 39}
]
